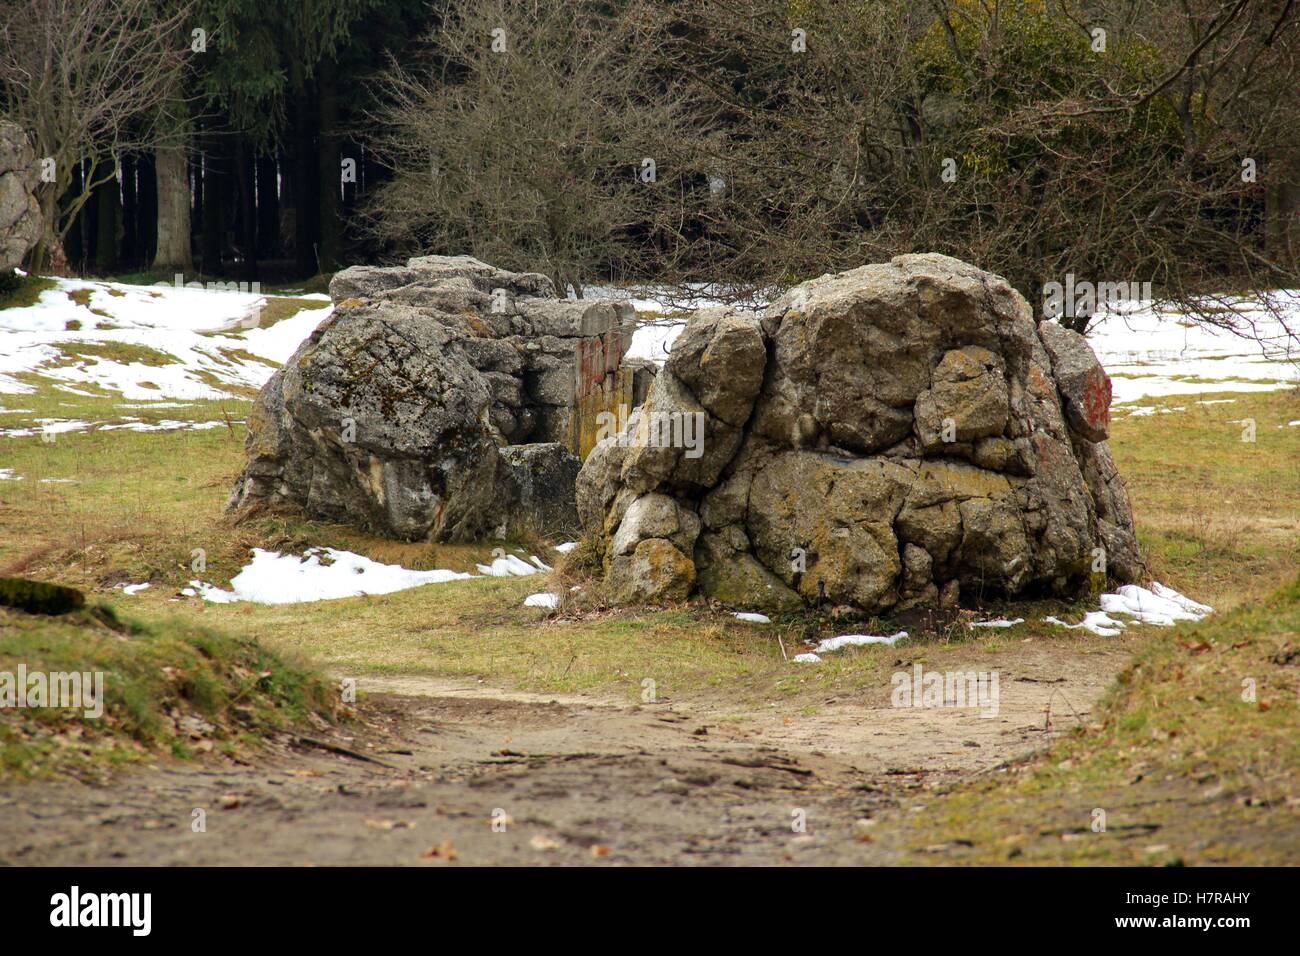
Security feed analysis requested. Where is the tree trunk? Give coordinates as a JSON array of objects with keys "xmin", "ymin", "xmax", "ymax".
[
  {"xmin": 235, "ymin": 136, "xmax": 258, "ymax": 280},
  {"xmin": 317, "ymin": 57, "xmax": 343, "ymax": 273},
  {"xmin": 279, "ymin": 151, "xmax": 296, "ymax": 261},
  {"xmin": 93, "ymin": 161, "xmax": 121, "ymax": 274},
  {"xmin": 153, "ymin": 141, "xmax": 193, "ymax": 273},
  {"xmin": 63, "ymin": 160, "xmax": 86, "ymax": 274},
  {"xmin": 256, "ymin": 154, "xmax": 280, "ymax": 259},
  {"xmin": 293, "ymin": 82, "xmax": 320, "ymax": 277},
  {"xmin": 138, "ymin": 150, "xmax": 158, "ymax": 267},
  {"xmin": 201, "ymin": 127, "xmax": 227, "ymax": 275}
]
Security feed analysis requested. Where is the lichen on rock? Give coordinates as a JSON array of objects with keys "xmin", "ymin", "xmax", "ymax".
[
  {"xmin": 227, "ymin": 255, "xmax": 636, "ymax": 542},
  {"xmin": 577, "ymin": 253, "xmax": 1143, "ymax": 610},
  {"xmin": 0, "ymin": 121, "xmax": 42, "ymax": 275}
]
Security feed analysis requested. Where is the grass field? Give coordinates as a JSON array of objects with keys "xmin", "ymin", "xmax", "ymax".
[{"xmin": 3, "ymin": 382, "xmax": 1295, "ymax": 694}]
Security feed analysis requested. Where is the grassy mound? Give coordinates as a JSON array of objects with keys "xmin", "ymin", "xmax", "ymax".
[
  {"xmin": 0, "ymin": 602, "xmax": 341, "ymax": 779},
  {"xmin": 894, "ymin": 576, "xmax": 1300, "ymax": 864},
  {"xmin": 0, "ymin": 273, "xmax": 56, "ymax": 310}
]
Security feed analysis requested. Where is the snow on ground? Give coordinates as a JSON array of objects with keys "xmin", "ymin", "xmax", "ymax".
[
  {"xmin": 187, "ymin": 548, "xmax": 473, "ymax": 604},
  {"xmin": 1, "ymin": 418, "xmax": 231, "ymax": 438},
  {"xmin": 797, "ymin": 584, "xmax": 1211, "ymax": 660},
  {"xmin": 1087, "ymin": 293, "xmax": 1299, "ymax": 405},
  {"xmin": 814, "ymin": 631, "xmax": 909, "ymax": 653},
  {"xmin": 476, "ymin": 554, "xmax": 549, "ymax": 576},
  {"xmin": 178, "ymin": 546, "xmax": 572, "ymax": 606},
  {"xmin": 1044, "ymin": 583, "xmax": 1212, "ymax": 636},
  {"xmin": 1043, "ymin": 610, "xmax": 1129, "ymax": 637},
  {"xmin": 626, "ymin": 319, "xmax": 688, "ymax": 363},
  {"xmin": 582, "ymin": 282, "xmax": 730, "ymax": 315},
  {"xmin": 0, "ymin": 274, "xmax": 329, "ymax": 399},
  {"xmin": 733, "ymin": 612, "xmax": 771, "ymax": 624}
]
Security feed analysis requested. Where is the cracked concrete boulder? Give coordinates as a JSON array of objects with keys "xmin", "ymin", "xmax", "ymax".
[
  {"xmin": 0, "ymin": 121, "xmax": 42, "ymax": 274},
  {"xmin": 577, "ymin": 253, "xmax": 1142, "ymax": 609},
  {"xmin": 227, "ymin": 256, "xmax": 628, "ymax": 541}
]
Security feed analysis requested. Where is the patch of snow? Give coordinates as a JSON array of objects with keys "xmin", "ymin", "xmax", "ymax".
[
  {"xmin": 1043, "ymin": 611, "xmax": 1128, "ymax": 637},
  {"xmin": 118, "ymin": 582, "xmax": 151, "ymax": 596},
  {"xmin": 0, "ymin": 468, "xmax": 21, "ymax": 480},
  {"xmin": 38, "ymin": 478, "xmax": 76, "ymax": 484},
  {"xmin": 36, "ymin": 418, "xmax": 92, "ymax": 434},
  {"xmin": 580, "ymin": 282, "xmax": 730, "ymax": 315},
  {"xmin": 1045, "ymin": 582, "xmax": 1212, "ymax": 636},
  {"xmin": 190, "ymin": 548, "xmax": 473, "ymax": 605},
  {"xmin": 969, "ymin": 617, "xmax": 1024, "ymax": 629},
  {"xmin": 626, "ymin": 320, "xmax": 687, "ymax": 363},
  {"xmin": 97, "ymin": 419, "xmax": 229, "ymax": 433},
  {"xmin": 0, "ymin": 275, "xmax": 332, "ymax": 399},
  {"xmin": 475, "ymin": 554, "xmax": 544, "ymax": 577},
  {"xmin": 2, "ymin": 418, "xmax": 232, "ymax": 438},
  {"xmin": 524, "ymin": 592, "xmax": 560, "ymax": 609},
  {"xmin": 792, "ymin": 653, "xmax": 822, "ymax": 664},
  {"xmin": 1101, "ymin": 583, "xmax": 1212, "ymax": 625},
  {"xmin": 552, "ymin": 541, "xmax": 579, "ymax": 553},
  {"xmin": 814, "ymin": 631, "xmax": 908, "ymax": 653},
  {"xmin": 1087, "ymin": 292, "xmax": 1300, "ymax": 404},
  {"xmin": 733, "ymin": 612, "xmax": 771, "ymax": 624}
]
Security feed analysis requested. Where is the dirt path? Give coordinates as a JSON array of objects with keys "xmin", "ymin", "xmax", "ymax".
[{"xmin": 0, "ymin": 641, "xmax": 1130, "ymax": 866}]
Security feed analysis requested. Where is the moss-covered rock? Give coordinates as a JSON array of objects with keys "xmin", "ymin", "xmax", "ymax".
[{"xmin": 0, "ymin": 577, "xmax": 85, "ymax": 616}]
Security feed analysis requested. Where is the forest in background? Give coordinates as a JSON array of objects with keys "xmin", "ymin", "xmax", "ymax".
[{"xmin": 2, "ymin": 0, "xmax": 1299, "ymax": 330}]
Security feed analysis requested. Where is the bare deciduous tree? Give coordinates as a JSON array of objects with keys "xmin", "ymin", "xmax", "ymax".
[
  {"xmin": 362, "ymin": 0, "xmax": 705, "ymax": 296},
  {"xmin": 0, "ymin": 0, "xmax": 193, "ymax": 272},
  {"xmin": 667, "ymin": 0, "xmax": 1300, "ymax": 342}
]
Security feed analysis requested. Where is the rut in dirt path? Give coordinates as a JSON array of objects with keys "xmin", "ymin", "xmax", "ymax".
[{"xmin": 0, "ymin": 655, "xmax": 1116, "ymax": 865}]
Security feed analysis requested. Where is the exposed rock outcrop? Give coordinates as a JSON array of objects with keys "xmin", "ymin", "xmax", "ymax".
[
  {"xmin": 227, "ymin": 255, "xmax": 636, "ymax": 541},
  {"xmin": 0, "ymin": 121, "xmax": 42, "ymax": 274},
  {"xmin": 578, "ymin": 254, "xmax": 1142, "ymax": 610}
]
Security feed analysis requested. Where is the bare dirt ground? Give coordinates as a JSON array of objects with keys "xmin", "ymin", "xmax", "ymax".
[{"xmin": 0, "ymin": 640, "xmax": 1130, "ymax": 866}]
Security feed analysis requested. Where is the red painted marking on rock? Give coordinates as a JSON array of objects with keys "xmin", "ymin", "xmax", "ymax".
[{"xmin": 1082, "ymin": 367, "xmax": 1112, "ymax": 432}]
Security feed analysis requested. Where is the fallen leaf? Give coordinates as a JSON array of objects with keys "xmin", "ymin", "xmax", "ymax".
[
  {"xmin": 421, "ymin": 840, "xmax": 458, "ymax": 861},
  {"xmin": 530, "ymin": 834, "xmax": 561, "ymax": 851}
]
